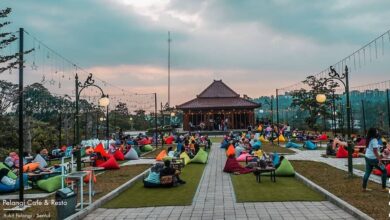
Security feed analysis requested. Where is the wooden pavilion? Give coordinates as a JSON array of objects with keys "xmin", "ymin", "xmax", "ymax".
[{"xmin": 177, "ymin": 80, "xmax": 260, "ymax": 131}]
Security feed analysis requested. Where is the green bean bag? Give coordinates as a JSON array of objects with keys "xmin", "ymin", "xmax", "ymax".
[
  {"xmin": 80, "ymin": 147, "xmax": 86, "ymax": 157},
  {"xmin": 180, "ymin": 152, "xmax": 191, "ymax": 165},
  {"xmin": 142, "ymin": 145, "xmax": 154, "ymax": 152},
  {"xmin": 37, "ymin": 175, "xmax": 62, "ymax": 192},
  {"xmin": 191, "ymin": 149, "xmax": 208, "ymax": 164},
  {"xmin": 162, "ymin": 156, "xmax": 173, "ymax": 161},
  {"xmin": 0, "ymin": 162, "xmax": 17, "ymax": 179},
  {"xmin": 275, "ymin": 159, "xmax": 295, "ymax": 176}
]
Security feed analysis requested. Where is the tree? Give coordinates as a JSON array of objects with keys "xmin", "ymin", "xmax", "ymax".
[
  {"xmin": 290, "ymin": 76, "xmax": 339, "ymax": 130},
  {"xmin": 0, "ymin": 80, "xmax": 17, "ymax": 114}
]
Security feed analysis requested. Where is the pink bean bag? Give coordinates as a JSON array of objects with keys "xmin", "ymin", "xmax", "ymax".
[
  {"xmin": 336, "ymin": 146, "xmax": 348, "ymax": 158},
  {"xmin": 236, "ymin": 153, "xmax": 252, "ymax": 162}
]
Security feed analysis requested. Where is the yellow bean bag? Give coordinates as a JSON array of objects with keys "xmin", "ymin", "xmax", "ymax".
[
  {"xmin": 23, "ymin": 162, "xmax": 40, "ymax": 172},
  {"xmin": 180, "ymin": 152, "xmax": 191, "ymax": 165},
  {"xmin": 226, "ymin": 144, "xmax": 235, "ymax": 157},
  {"xmin": 274, "ymin": 135, "xmax": 286, "ymax": 142},
  {"xmin": 259, "ymin": 135, "xmax": 268, "ymax": 143},
  {"xmin": 156, "ymin": 150, "xmax": 167, "ymax": 161}
]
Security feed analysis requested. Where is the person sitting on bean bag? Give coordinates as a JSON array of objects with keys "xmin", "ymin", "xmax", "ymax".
[
  {"xmin": 160, "ymin": 160, "xmax": 186, "ymax": 186},
  {"xmin": 223, "ymin": 155, "xmax": 253, "ymax": 174},
  {"xmin": 0, "ymin": 168, "xmax": 16, "ymax": 186}
]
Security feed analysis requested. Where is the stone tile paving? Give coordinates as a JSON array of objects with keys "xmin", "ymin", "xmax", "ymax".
[
  {"xmin": 285, "ymin": 148, "xmax": 389, "ymax": 187},
  {"xmin": 85, "ymin": 144, "xmax": 355, "ymax": 220}
]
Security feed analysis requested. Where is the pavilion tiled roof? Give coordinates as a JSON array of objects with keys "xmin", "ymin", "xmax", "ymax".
[{"xmin": 177, "ymin": 80, "xmax": 260, "ymax": 109}]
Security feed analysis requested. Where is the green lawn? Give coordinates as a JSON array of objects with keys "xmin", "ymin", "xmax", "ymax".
[
  {"xmin": 103, "ymin": 163, "xmax": 206, "ymax": 208},
  {"xmin": 231, "ymin": 174, "xmax": 325, "ymax": 202},
  {"xmin": 353, "ymin": 164, "xmax": 366, "ymax": 172},
  {"xmin": 261, "ymin": 143, "xmax": 295, "ymax": 154},
  {"xmin": 209, "ymin": 136, "xmax": 222, "ymax": 143}
]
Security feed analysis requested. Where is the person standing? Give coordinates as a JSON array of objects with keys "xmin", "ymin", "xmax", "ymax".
[{"xmin": 362, "ymin": 127, "xmax": 387, "ymax": 192}]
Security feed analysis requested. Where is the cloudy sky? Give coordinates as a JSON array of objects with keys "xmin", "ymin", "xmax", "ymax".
[{"xmin": 2, "ymin": 0, "xmax": 390, "ymax": 106}]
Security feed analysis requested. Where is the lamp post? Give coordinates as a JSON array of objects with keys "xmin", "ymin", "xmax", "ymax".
[
  {"xmin": 129, "ymin": 117, "xmax": 133, "ymax": 131},
  {"xmin": 315, "ymin": 65, "xmax": 352, "ymax": 176},
  {"xmin": 361, "ymin": 100, "xmax": 366, "ymax": 135},
  {"xmin": 75, "ymin": 73, "xmax": 109, "ymax": 171}
]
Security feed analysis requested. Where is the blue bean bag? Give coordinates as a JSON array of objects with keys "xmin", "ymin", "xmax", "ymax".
[
  {"xmin": 272, "ymin": 152, "xmax": 280, "ymax": 166},
  {"xmin": 305, "ymin": 141, "xmax": 317, "ymax": 150},
  {"xmin": 252, "ymin": 141, "xmax": 262, "ymax": 150},
  {"xmin": 144, "ymin": 171, "xmax": 160, "ymax": 184},
  {"xmin": 0, "ymin": 174, "xmax": 28, "ymax": 193},
  {"xmin": 286, "ymin": 141, "xmax": 302, "ymax": 148},
  {"xmin": 220, "ymin": 140, "xmax": 229, "ymax": 149}
]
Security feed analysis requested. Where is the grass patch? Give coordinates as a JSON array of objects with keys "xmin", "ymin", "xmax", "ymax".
[
  {"xmin": 291, "ymin": 160, "xmax": 390, "ymax": 220},
  {"xmin": 261, "ymin": 143, "xmax": 295, "ymax": 154},
  {"xmin": 231, "ymin": 174, "xmax": 324, "ymax": 202},
  {"xmin": 103, "ymin": 163, "xmax": 206, "ymax": 208},
  {"xmin": 353, "ymin": 164, "xmax": 366, "ymax": 172},
  {"xmin": 209, "ymin": 136, "xmax": 222, "ymax": 143},
  {"xmin": 141, "ymin": 145, "xmax": 173, "ymax": 158},
  {"xmin": 0, "ymin": 164, "xmax": 150, "ymax": 219}
]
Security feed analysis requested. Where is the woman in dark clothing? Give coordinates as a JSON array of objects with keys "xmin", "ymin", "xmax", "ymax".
[{"xmin": 160, "ymin": 160, "xmax": 186, "ymax": 186}]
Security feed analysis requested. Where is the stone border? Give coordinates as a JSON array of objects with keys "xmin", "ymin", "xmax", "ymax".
[
  {"xmin": 295, "ymin": 172, "xmax": 374, "ymax": 220},
  {"xmin": 65, "ymin": 168, "xmax": 150, "ymax": 220}
]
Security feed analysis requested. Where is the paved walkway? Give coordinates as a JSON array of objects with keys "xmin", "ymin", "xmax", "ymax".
[{"xmin": 85, "ymin": 144, "xmax": 355, "ymax": 220}]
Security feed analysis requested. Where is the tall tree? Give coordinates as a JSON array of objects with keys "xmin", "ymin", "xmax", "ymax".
[{"xmin": 0, "ymin": 80, "xmax": 17, "ymax": 114}]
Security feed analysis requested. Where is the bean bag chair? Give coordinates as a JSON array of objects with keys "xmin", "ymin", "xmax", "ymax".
[
  {"xmin": 80, "ymin": 147, "xmax": 86, "ymax": 157},
  {"xmin": 0, "ymin": 174, "xmax": 28, "ymax": 193},
  {"xmin": 84, "ymin": 170, "xmax": 97, "ymax": 184},
  {"xmin": 113, "ymin": 150, "xmax": 125, "ymax": 161},
  {"xmin": 97, "ymin": 156, "xmax": 120, "ymax": 170},
  {"xmin": 180, "ymin": 152, "xmax": 191, "ymax": 165},
  {"xmin": 305, "ymin": 141, "xmax": 317, "ymax": 150},
  {"xmin": 85, "ymin": 147, "xmax": 94, "ymax": 155},
  {"xmin": 272, "ymin": 152, "xmax": 280, "ymax": 166},
  {"xmin": 132, "ymin": 146, "xmax": 142, "ymax": 157},
  {"xmin": 275, "ymin": 158, "xmax": 295, "ymax": 176},
  {"xmin": 236, "ymin": 153, "xmax": 252, "ymax": 162},
  {"xmin": 65, "ymin": 146, "xmax": 73, "ymax": 157},
  {"xmin": 336, "ymin": 146, "xmax": 348, "ymax": 158},
  {"xmin": 252, "ymin": 141, "xmax": 262, "ymax": 150},
  {"xmin": 124, "ymin": 147, "xmax": 139, "ymax": 160},
  {"xmin": 235, "ymin": 146, "xmax": 245, "ymax": 158},
  {"xmin": 191, "ymin": 148, "xmax": 208, "ymax": 164},
  {"xmin": 223, "ymin": 157, "xmax": 253, "ymax": 174},
  {"xmin": 226, "ymin": 145, "xmax": 235, "ymax": 157},
  {"xmin": 286, "ymin": 141, "xmax": 302, "ymax": 148},
  {"xmin": 156, "ymin": 150, "xmax": 168, "ymax": 161},
  {"xmin": 372, "ymin": 164, "xmax": 390, "ymax": 176},
  {"xmin": 259, "ymin": 135, "xmax": 268, "ymax": 143},
  {"xmin": 318, "ymin": 134, "xmax": 327, "ymax": 141},
  {"xmin": 37, "ymin": 175, "xmax": 62, "ymax": 193},
  {"xmin": 220, "ymin": 140, "xmax": 229, "ymax": 149},
  {"xmin": 33, "ymin": 154, "xmax": 48, "ymax": 169},
  {"xmin": 142, "ymin": 145, "xmax": 154, "ymax": 152},
  {"xmin": 0, "ymin": 162, "xmax": 17, "ymax": 179},
  {"xmin": 94, "ymin": 143, "xmax": 110, "ymax": 158},
  {"xmin": 23, "ymin": 162, "xmax": 40, "ymax": 172},
  {"xmin": 143, "ymin": 171, "xmax": 161, "ymax": 188},
  {"xmin": 165, "ymin": 136, "xmax": 174, "ymax": 144},
  {"xmin": 274, "ymin": 135, "xmax": 286, "ymax": 142}
]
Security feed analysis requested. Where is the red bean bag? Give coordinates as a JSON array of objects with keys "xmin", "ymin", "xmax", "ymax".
[
  {"xmin": 113, "ymin": 150, "xmax": 125, "ymax": 161},
  {"xmin": 336, "ymin": 146, "xmax": 348, "ymax": 158},
  {"xmin": 94, "ymin": 143, "xmax": 110, "ymax": 158},
  {"xmin": 317, "ymin": 134, "xmax": 327, "ymax": 141},
  {"xmin": 97, "ymin": 156, "xmax": 120, "ymax": 170},
  {"xmin": 223, "ymin": 157, "xmax": 252, "ymax": 174},
  {"xmin": 372, "ymin": 164, "xmax": 390, "ymax": 176},
  {"xmin": 226, "ymin": 145, "xmax": 235, "ymax": 157},
  {"xmin": 84, "ymin": 170, "xmax": 97, "ymax": 183},
  {"xmin": 165, "ymin": 136, "xmax": 174, "ymax": 144}
]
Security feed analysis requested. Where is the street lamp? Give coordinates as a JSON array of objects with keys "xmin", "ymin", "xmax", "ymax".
[
  {"xmin": 75, "ymin": 73, "xmax": 109, "ymax": 171},
  {"xmin": 315, "ymin": 65, "xmax": 352, "ymax": 176},
  {"xmin": 129, "ymin": 117, "xmax": 133, "ymax": 131}
]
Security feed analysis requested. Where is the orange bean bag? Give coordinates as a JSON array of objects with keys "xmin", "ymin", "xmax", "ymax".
[
  {"xmin": 97, "ymin": 156, "xmax": 120, "ymax": 170},
  {"xmin": 23, "ymin": 162, "xmax": 40, "ymax": 172},
  {"xmin": 84, "ymin": 170, "xmax": 97, "ymax": 183},
  {"xmin": 336, "ymin": 146, "xmax": 348, "ymax": 158},
  {"xmin": 156, "ymin": 150, "xmax": 167, "ymax": 161},
  {"xmin": 226, "ymin": 145, "xmax": 235, "ymax": 157},
  {"xmin": 94, "ymin": 143, "xmax": 110, "ymax": 158},
  {"xmin": 113, "ymin": 150, "xmax": 125, "ymax": 161}
]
